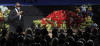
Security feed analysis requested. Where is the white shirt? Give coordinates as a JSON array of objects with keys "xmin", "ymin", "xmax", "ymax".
[{"xmin": 15, "ymin": 8, "xmax": 21, "ymax": 20}]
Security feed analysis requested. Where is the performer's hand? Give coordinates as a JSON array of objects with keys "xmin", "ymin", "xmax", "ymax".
[{"xmin": 17, "ymin": 11, "xmax": 22, "ymax": 16}]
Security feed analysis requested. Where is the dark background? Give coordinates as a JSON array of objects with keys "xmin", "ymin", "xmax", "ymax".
[{"xmin": 0, "ymin": 0, "xmax": 100, "ymax": 5}]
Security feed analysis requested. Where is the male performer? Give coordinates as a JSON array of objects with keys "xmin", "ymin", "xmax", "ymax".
[{"xmin": 8, "ymin": 2, "xmax": 23, "ymax": 33}]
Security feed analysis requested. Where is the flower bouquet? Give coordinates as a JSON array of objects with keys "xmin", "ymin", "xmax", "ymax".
[
  {"xmin": 33, "ymin": 10, "xmax": 84, "ymax": 31},
  {"xmin": 0, "ymin": 5, "xmax": 10, "ymax": 28},
  {"xmin": 78, "ymin": 5, "xmax": 98, "ymax": 29}
]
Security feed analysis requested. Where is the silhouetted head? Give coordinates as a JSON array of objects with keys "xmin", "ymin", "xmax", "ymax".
[
  {"xmin": 59, "ymin": 38, "xmax": 65, "ymax": 46},
  {"xmin": 85, "ymin": 27, "xmax": 91, "ymax": 33},
  {"xmin": 45, "ymin": 35, "xmax": 51, "ymax": 42},
  {"xmin": 77, "ymin": 41, "xmax": 84, "ymax": 46},
  {"xmin": 78, "ymin": 38, "xmax": 86, "ymax": 45},
  {"xmin": 86, "ymin": 40, "xmax": 95, "ymax": 46},
  {"xmin": 65, "ymin": 36, "xmax": 75, "ymax": 42},
  {"xmin": 41, "ymin": 28, "xmax": 48, "ymax": 38},
  {"xmin": 52, "ymin": 28, "xmax": 58, "ymax": 38},
  {"xmin": 59, "ymin": 28, "xmax": 64, "ymax": 33},
  {"xmin": 41, "ymin": 39, "xmax": 47, "ymax": 46},
  {"xmin": 51, "ymin": 38, "xmax": 59, "ymax": 46},
  {"xmin": 18, "ymin": 34, "xmax": 24, "ymax": 43},
  {"xmin": 59, "ymin": 33, "xmax": 65, "ymax": 39},
  {"xmin": 76, "ymin": 29, "xmax": 82, "ymax": 35},
  {"xmin": 91, "ymin": 28, "xmax": 98, "ymax": 35},
  {"xmin": 35, "ymin": 28, "xmax": 41, "ymax": 36},
  {"xmin": 34, "ymin": 35, "xmax": 41, "ymax": 43},
  {"xmin": 67, "ymin": 28, "xmax": 73, "ymax": 35},
  {"xmin": 25, "ymin": 28, "xmax": 34, "ymax": 38}
]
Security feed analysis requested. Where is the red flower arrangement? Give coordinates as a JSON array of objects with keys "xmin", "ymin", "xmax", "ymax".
[{"xmin": 40, "ymin": 10, "xmax": 84, "ymax": 28}]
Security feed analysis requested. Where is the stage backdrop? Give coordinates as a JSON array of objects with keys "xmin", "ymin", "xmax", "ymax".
[
  {"xmin": 0, "ymin": 0, "xmax": 100, "ymax": 5},
  {"xmin": 7, "ymin": 5, "xmax": 100, "ymax": 31}
]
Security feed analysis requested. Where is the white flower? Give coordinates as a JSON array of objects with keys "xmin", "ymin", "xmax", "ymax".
[
  {"xmin": 0, "ymin": 5, "xmax": 9, "ymax": 20},
  {"xmin": 43, "ymin": 18, "xmax": 46, "ymax": 20},
  {"xmin": 1, "ymin": 8, "xmax": 5, "ymax": 13},
  {"xmin": 55, "ymin": 21, "xmax": 57, "ymax": 23},
  {"xmin": 0, "ymin": 6, "xmax": 8, "ymax": 13},
  {"xmin": 81, "ymin": 5, "xmax": 87, "ymax": 12},
  {"xmin": 0, "ymin": 5, "xmax": 3, "ymax": 9},
  {"xmin": 4, "ymin": 7, "xmax": 8, "ymax": 11},
  {"xmin": 49, "ymin": 17, "xmax": 51, "ymax": 20}
]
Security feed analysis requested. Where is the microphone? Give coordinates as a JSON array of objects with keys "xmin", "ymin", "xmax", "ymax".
[
  {"xmin": 18, "ymin": 9, "xmax": 21, "ymax": 12},
  {"xmin": 18, "ymin": 9, "xmax": 23, "ymax": 14}
]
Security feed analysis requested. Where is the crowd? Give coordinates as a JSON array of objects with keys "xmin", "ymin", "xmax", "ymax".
[{"xmin": 0, "ymin": 27, "xmax": 100, "ymax": 46}]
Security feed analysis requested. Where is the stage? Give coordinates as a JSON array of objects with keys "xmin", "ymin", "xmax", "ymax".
[
  {"xmin": 1, "ymin": 5, "xmax": 97, "ymax": 31},
  {"xmin": 0, "ymin": 3, "xmax": 99, "ymax": 32}
]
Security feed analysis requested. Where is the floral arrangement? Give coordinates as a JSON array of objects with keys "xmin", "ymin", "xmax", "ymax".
[
  {"xmin": 33, "ymin": 5, "xmax": 98, "ymax": 31},
  {"xmin": 0, "ymin": 5, "xmax": 10, "ymax": 28},
  {"xmin": 0, "ymin": 5, "xmax": 10, "ymax": 37},
  {"xmin": 77, "ymin": 5, "xmax": 97, "ymax": 29},
  {"xmin": 80, "ymin": 16, "xmax": 94, "ymax": 29},
  {"xmin": 33, "ymin": 10, "xmax": 84, "ymax": 31},
  {"xmin": 0, "ymin": 5, "xmax": 10, "ymax": 21}
]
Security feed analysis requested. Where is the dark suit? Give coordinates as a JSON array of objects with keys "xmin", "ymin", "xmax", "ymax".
[{"xmin": 8, "ymin": 9, "xmax": 23, "ymax": 33}]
